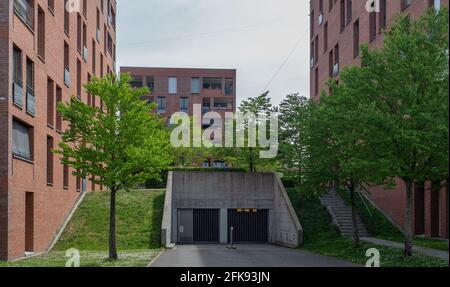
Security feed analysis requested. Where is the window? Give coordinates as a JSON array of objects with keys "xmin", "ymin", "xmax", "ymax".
[
  {"xmin": 401, "ymin": 0, "xmax": 411, "ymax": 11},
  {"xmin": 346, "ymin": 0, "xmax": 352, "ymax": 25},
  {"xmin": 47, "ymin": 136, "xmax": 54, "ymax": 185},
  {"xmin": 203, "ymin": 78, "xmax": 222, "ymax": 90},
  {"xmin": 92, "ymin": 39, "xmax": 96, "ymax": 73},
  {"xmin": 314, "ymin": 68, "xmax": 319, "ymax": 96},
  {"xmin": 64, "ymin": 42, "xmax": 70, "ymax": 86},
  {"xmin": 83, "ymin": 0, "xmax": 87, "ymax": 17},
  {"xmin": 48, "ymin": 0, "xmax": 54, "ymax": 13},
  {"xmin": 100, "ymin": 53, "xmax": 104, "ymax": 77},
  {"xmin": 64, "ymin": 0, "xmax": 70, "ymax": 34},
  {"xmin": 26, "ymin": 58, "xmax": 35, "ymax": 115},
  {"xmin": 77, "ymin": 14, "xmax": 82, "ymax": 52},
  {"xmin": 180, "ymin": 97, "xmax": 189, "ymax": 113},
  {"xmin": 225, "ymin": 78, "xmax": 234, "ymax": 95},
  {"xmin": 76, "ymin": 171, "xmax": 81, "ymax": 192},
  {"xmin": 310, "ymin": 10, "xmax": 314, "ymax": 38},
  {"xmin": 56, "ymin": 85, "xmax": 62, "ymax": 131},
  {"xmin": 340, "ymin": 0, "xmax": 345, "ymax": 32},
  {"xmin": 83, "ymin": 23, "xmax": 87, "ymax": 60},
  {"xmin": 130, "ymin": 76, "xmax": 143, "ymax": 88},
  {"xmin": 329, "ymin": 50, "xmax": 334, "ymax": 78},
  {"xmin": 329, "ymin": 0, "xmax": 333, "ymax": 11},
  {"xmin": 430, "ymin": 0, "xmax": 441, "ymax": 11},
  {"xmin": 107, "ymin": 33, "xmax": 113, "ymax": 56},
  {"xmin": 37, "ymin": 6, "xmax": 45, "ymax": 59},
  {"xmin": 324, "ymin": 22, "xmax": 328, "ymax": 53},
  {"xmin": 157, "ymin": 97, "xmax": 166, "ymax": 114},
  {"xmin": 310, "ymin": 41, "xmax": 315, "ymax": 68},
  {"xmin": 333, "ymin": 44, "xmax": 340, "ymax": 76},
  {"xmin": 13, "ymin": 119, "xmax": 33, "ymax": 161},
  {"xmin": 379, "ymin": 0, "xmax": 387, "ymax": 32},
  {"xmin": 314, "ymin": 35, "xmax": 319, "ymax": 65},
  {"xmin": 77, "ymin": 60, "xmax": 82, "ymax": 99},
  {"xmin": 14, "ymin": 0, "xmax": 34, "ymax": 29},
  {"xmin": 369, "ymin": 11, "xmax": 377, "ymax": 42},
  {"xmin": 13, "ymin": 46, "xmax": 23, "ymax": 107},
  {"xmin": 191, "ymin": 78, "xmax": 200, "ymax": 94},
  {"xmin": 96, "ymin": 9, "xmax": 100, "ymax": 41},
  {"xmin": 168, "ymin": 77, "xmax": 177, "ymax": 94},
  {"xmin": 47, "ymin": 78, "xmax": 54, "ymax": 127},
  {"xmin": 146, "ymin": 76, "xmax": 155, "ymax": 91},
  {"xmin": 63, "ymin": 163, "xmax": 69, "ymax": 188},
  {"xmin": 353, "ymin": 20, "xmax": 359, "ymax": 58}
]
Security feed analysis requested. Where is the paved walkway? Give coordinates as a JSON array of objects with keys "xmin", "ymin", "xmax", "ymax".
[
  {"xmin": 150, "ymin": 244, "xmax": 360, "ymax": 267},
  {"xmin": 361, "ymin": 237, "xmax": 449, "ymax": 260}
]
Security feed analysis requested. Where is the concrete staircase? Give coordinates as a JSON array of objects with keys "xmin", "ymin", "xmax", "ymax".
[{"xmin": 320, "ymin": 191, "xmax": 370, "ymax": 237}]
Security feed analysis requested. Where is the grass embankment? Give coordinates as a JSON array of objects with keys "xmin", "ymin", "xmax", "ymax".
[
  {"xmin": 3, "ymin": 189, "xmax": 165, "ymax": 267},
  {"xmin": 337, "ymin": 189, "xmax": 449, "ymax": 252},
  {"xmin": 287, "ymin": 188, "xmax": 448, "ymax": 267}
]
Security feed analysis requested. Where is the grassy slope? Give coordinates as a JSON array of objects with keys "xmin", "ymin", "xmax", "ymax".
[
  {"xmin": 2, "ymin": 189, "xmax": 165, "ymax": 267},
  {"xmin": 287, "ymin": 188, "xmax": 448, "ymax": 267},
  {"xmin": 338, "ymin": 189, "xmax": 449, "ymax": 251}
]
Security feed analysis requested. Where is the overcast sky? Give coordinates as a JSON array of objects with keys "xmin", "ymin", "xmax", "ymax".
[{"xmin": 117, "ymin": 0, "xmax": 310, "ymax": 106}]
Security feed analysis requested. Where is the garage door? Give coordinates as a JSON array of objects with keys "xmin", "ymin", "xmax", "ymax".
[
  {"xmin": 228, "ymin": 209, "xmax": 268, "ymax": 243},
  {"xmin": 178, "ymin": 209, "xmax": 220, "ymax": 243}
]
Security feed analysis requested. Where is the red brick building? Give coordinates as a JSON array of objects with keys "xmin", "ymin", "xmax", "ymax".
[
  {"xmin": 0, "ymin": 0, "xmax": 117, "ymax": 260},
  {"xmin": 120, "ymin": 67, "xmax": 237, "ymax": 167},
  {"xmin": 310, "ymin": 0, "xmax": 448, "ymax": 238}
]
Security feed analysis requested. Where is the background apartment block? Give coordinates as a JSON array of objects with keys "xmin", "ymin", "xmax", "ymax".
[
  {"xmin": 0, "ymin": 0, "xmax": 117, "ymax": 260},
  {"xmin": 120, "ymin": 67, "xmax": 237, "ymax": 168},
  {"xmin": 310, "ymin": 0, "xmax": 448, "ymax": 239}
]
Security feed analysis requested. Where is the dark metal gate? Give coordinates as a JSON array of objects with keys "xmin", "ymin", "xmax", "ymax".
[
  {"xmin": 228, "ymin": 209, "xmax": 268, "ymax": 243},
  {"xmin": 193, "ymin": 209, "xmax": 220, "ymax": 243}
]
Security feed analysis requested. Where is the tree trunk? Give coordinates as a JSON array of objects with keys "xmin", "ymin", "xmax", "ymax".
[
  {"xmin": 249, "ymin": 147, "xmax": 255, "ymax": 173},
  {"xmin": 350, "ymin": 181, "xmax": 360, "ymax": 248},
  {"xmin": 404, "ymin": 179, "xmax": 414, "ymax": 257},
  {"xmin": 109, "ymin": 187, "xmax": 118, "ymax": 260}
]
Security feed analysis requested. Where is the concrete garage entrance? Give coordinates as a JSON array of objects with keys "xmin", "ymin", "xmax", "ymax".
[
  {"xmin": 161, "ymin": 171, "xmax": 303, "ymax": 248},
  {"xmin": 178, "ymin": 209, "xmax": 220, "ymax": 243},
  {"xmin": 228, "ymin": 209, "xmax": 268, "ymax": 243}
]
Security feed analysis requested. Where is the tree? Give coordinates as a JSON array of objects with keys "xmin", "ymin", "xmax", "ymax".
[
  {"xmin": 221, "ymin": 91, "xmax": 279, "ymax": 172},
  {"xmin": 330, "ymin": 8, "xmax": 449, "ymax": 255},
  {"xmin": 56, "ymin": 73, "xmax": 173, "ymax": 260},
  {"xmin": 278, "ymin": 93, "xmax": 311, "ymax": 185}
]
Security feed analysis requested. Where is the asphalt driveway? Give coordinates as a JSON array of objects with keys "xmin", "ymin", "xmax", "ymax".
[{"xmin": 150, "ymin": 244, "xmax": 359, "ymax": 267}]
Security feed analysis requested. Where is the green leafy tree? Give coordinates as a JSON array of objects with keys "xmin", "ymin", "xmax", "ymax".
[
  {"xmin": 329, "ymin": 8, "xmax": 449, "ymax": 255},
  {"xmin": 56, "ymin": 73, "xmax": 173, "ymax": 260},
  {"xmin": 220, "ymin": 92, "xmax": 279, "ymax": 172},
  {"xmin": 278, "ymin": 93, "xmax": 311, "ymax": 184}
]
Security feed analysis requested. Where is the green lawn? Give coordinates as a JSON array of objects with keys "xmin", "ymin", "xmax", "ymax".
[
  {"xmin": 287, "ymin": 188, "xmax": 449, "ymax": 267},
  {"xmin": 2, "ymin": 189, "xmax": 165, "ymax": 267}
]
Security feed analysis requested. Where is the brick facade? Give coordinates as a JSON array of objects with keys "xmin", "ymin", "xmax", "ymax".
[
  {"xmin": 310, "ymin": 0, "xmax": 449, "ymax": 238},
  {"xmin": 0, "ymin": 0, "xmax": 116, "ymax": 261}
]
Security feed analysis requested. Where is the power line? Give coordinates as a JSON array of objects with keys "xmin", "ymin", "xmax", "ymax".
[
  {"xmin": 118, "ymin": 17, "xmax": 303, "ymax": 47},
  {"xmin": 260, "ymin": 26, "xmax": 309, "ymax": 94}
]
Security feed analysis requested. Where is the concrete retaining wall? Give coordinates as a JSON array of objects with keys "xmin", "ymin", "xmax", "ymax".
[{"xmin": 161, "ymin": 171, "xmax": 303, "ymax": 248}]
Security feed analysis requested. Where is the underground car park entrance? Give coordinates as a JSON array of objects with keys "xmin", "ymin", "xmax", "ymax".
[{"xmin": 162, "ymin": 171, "xmax": 303, "ymax": 248}]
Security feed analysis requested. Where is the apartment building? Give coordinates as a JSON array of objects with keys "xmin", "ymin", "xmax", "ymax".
[
  {"xmin": 310, "ymin": 0, "xmax": 448, "ymax": 239},
  {"xmin": 120, "ymin": 67, "xmax": 237, "ymax": 167},
  {"xmin": 0, "ymin": 0, "xmax": 117, "ymax": 261}
]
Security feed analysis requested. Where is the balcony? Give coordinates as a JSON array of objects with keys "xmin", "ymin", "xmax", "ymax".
[
  {"xmin": 12, "ymin": 77, "xmax": 23, "ymax": 107},
  {"xmin": 26, "ymin": 86, "xmax": 35, "ymax": 115},
  {"xmin": 64, "ymin": 68, "xmax": 71, "ymax": 86},
  {"xmin": 14, "ymin": 0, "xmax": 34, "ymax": 30}
]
